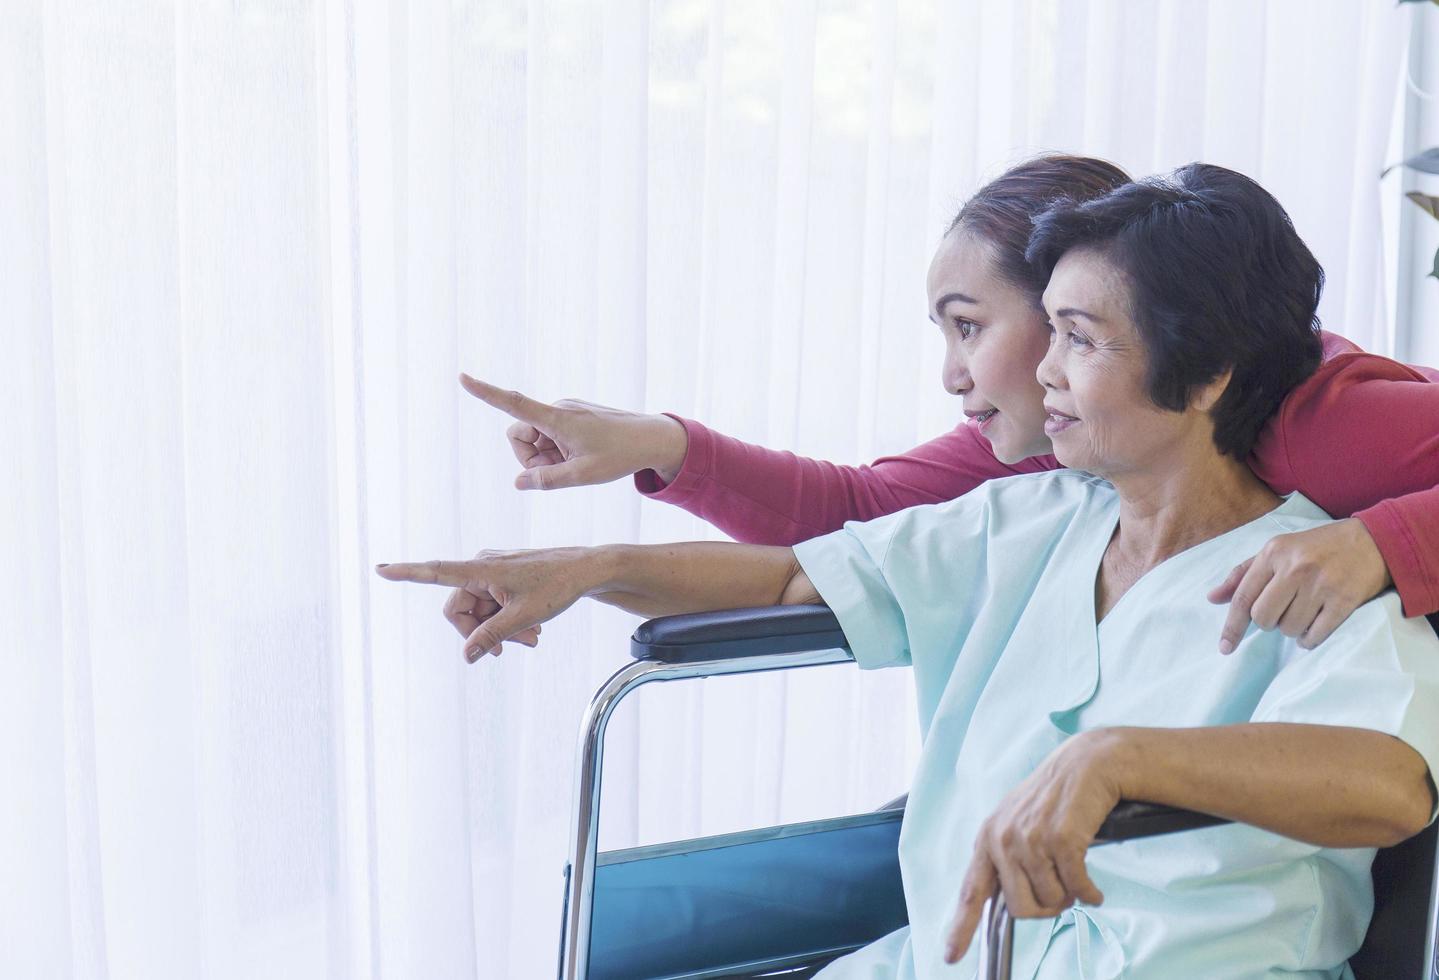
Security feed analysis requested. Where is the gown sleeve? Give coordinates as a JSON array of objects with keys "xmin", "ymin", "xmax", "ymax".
[
  {"xmin": 1250, "ymin": 593, "xmax": 1439, "ymax": 811},
  {"xmin": 789, "ymin": 476, "xmax": 1040, "ymax": 671},
  {"xmin": 790, "ymin": 508, "xmax": 914, "ymax": 671}
]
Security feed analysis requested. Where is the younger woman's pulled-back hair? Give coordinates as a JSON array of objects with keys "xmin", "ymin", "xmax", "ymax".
[
  {"xmin": 1024, "ymin": 162, "xmax": 1325, "ymax": 460},
  {"xmin": 949, "ymin": 154, "xmax": 1132, "ymax": 301}
]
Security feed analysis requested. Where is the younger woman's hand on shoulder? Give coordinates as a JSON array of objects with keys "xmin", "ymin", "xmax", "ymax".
[{"xmin": 1208, "ymin": 518, "xmax": 1392, "ymax": 654}]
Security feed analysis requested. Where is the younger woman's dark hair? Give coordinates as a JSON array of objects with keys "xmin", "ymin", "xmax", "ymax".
[
  {"xmin": 948, "ymin": 154, "xmax": 1132, "ymax": 301},
  {"xmin": 1025, "ymin": 163, "xmax": 1325, "ymax": 460}
]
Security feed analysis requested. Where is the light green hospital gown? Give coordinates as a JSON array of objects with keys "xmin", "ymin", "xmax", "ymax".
[{"xmin": 791, "ymin": 470, "xmax": 1439, "ymax": 980}]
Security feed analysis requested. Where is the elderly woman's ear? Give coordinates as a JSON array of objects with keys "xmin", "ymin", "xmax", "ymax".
[{"xmin": 1193, "ymin": 368, "xmax": 1233, "ymax": 414}]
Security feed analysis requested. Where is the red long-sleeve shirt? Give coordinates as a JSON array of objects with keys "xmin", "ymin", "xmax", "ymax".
[{"xmin": 636, "ymin": 332, "xmax": 1439, "ymax": 618}]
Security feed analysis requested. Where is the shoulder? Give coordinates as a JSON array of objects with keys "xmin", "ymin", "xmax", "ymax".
[
  {"xmin": 1314, "ymin": 588, "xmax": 1439, "ymax": 666},
  {"xmin": 860, "ymin": 469, "xmax": 1109, "ymax": 540},
  {"xmin": 948, "ymin": 467, "xmax": 1110, "ymax": 503},
  {"xmin": 1255, "ymin": 491, "xmax": 1335, "ymax": 534},
  {"xmin": 928, "ymin": 468, "xmax": 1114, "ymax": 531},
  {"xmin": 1317, "ymin": 329, "xmax": 1362, "ymax": 360}
]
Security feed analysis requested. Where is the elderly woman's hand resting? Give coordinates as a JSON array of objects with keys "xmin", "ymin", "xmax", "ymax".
[{"xmin": 943, "ymin": 731, "xmax": 1117, "ymax": 963}]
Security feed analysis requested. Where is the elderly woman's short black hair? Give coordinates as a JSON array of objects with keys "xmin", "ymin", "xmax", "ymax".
[{"xmin": 1025, "ymin": 163, "xmax": 1324, "ymax": 460}]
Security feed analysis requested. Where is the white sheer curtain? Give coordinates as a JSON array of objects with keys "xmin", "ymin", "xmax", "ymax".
[{"xmin": 3, "ymin": 2, "xmax": 1408, "ymax": 977}]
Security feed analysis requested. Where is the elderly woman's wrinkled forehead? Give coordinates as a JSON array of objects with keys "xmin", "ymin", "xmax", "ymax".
[{"xmin": 1040, "ymin": 246, "xmax": 1134, "ymax": 328}]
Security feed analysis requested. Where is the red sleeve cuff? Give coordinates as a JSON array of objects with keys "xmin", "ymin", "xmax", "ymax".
[
  {"xmin": 1355, "ymin": 497, "xmax": 1439, "ymax": 619},
  {"xmin": 633, "ymin": 414, "xmax": 714, "ymax": 503}
]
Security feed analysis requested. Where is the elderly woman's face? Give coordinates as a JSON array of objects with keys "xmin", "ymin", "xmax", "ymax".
[
  {"xmin": 1036, "ymin": 248, "xmax": 1194, "ymax": 477},
  {"xmin": 925, "ymin": 230, "xmax": 1053, "ymax": 463}
]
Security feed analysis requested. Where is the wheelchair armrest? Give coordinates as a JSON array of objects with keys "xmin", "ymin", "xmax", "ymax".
[
  {"xmin": 630, "ymin": 604, "xmax": 851, "ymax": 665},
  {"xmin": 1095, "ymin": 800, "xmax": 1231, "ymax": 843}
]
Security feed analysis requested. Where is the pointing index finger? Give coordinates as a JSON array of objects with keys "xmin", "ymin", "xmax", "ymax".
[
  {"xmin": 459, "ymin": 374, "xmax": 553, "ymax": 426},
  {"xmin": 1218, "ymin": 558, "xmax": 1273, "ymax": 655},
  {"xmin": 375, "ymin": 560, "xmax": 474, "ymax": 587}
]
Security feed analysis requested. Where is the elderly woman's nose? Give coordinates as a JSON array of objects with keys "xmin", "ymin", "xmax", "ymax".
[{"xmin": 1036, "ymin": 344, "xmax": 1063, "ymax": 390}]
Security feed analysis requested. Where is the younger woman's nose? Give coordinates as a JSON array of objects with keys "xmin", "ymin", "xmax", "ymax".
[
  {"xmin": 944, "ymin": 370, "xmax": 972, "ymax": 397},
  {"xmin": 943, "ymin": 350, "xmax": 972, "ymax": 397}
]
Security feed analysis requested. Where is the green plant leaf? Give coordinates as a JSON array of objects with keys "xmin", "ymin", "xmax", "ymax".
[
  {"xmin": 1429, "ymin": 245, "xmax": 1439, "ymax": 280},
  {"xmin": 1398, "ymin": 0, "xmax": 1439, "ymax": 6},
  {"xmin": 1407, "ymin": 190, "xmax": 1439, "ymax": 219},
  {"xmin": 1382, "ymin": 147, "xmax": 1439, "ymax": 178}
]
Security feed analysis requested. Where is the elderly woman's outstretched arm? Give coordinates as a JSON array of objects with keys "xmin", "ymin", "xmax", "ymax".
[{"xmin": 376, "ymin": 542, "xmax": 820, "ymax": 662}]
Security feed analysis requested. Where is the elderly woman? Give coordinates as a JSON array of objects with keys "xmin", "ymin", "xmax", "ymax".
[{"xmin": 379, "ymin": 166, "xmax": 1439, "ymax": 977}]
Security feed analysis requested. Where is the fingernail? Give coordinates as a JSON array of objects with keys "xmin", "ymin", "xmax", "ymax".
[
  {"xmin": 375, "ymin": 563, "xmax": 390, "ymax": 570},
  {"xmin": 465, "ymin": 646, "xmax": 482, "ymax": 662},
  {"xmin": 1218, "ymin": 638, "xmax": 1234, "ymax": 655}
]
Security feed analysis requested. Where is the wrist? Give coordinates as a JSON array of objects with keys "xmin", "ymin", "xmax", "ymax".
[
  {"xmin": 647, "ymin": 414, "xmax": 689, "ymax": 485},
  {"xmin": 583, "ymin": 543, "xmax": 636, "ymax": 597},
  {"xmin": 1342, "ymin": 516, "xmax": 1393, "ymax": 590},
  {"xmin": 1075, "ymin": 727, "xmax": 1146, "ymax": 799}
]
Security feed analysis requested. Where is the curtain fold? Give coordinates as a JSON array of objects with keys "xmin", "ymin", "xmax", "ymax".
[{"xmin": 4, "ymin": 2, "xmax": 1410, "ymax": 977}]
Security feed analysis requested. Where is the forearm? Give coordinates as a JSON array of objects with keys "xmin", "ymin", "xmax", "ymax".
[
  {"xmin": 637, "ymin": 417, "xmax": 1055, "ymax": 546},
  {"xmin": 584, "ymin": 542, "xmax": 813, "ymax": 619},
  {"xmin": 1100, "ymin": 723, "xmax": 1433, "ymax": 848}
]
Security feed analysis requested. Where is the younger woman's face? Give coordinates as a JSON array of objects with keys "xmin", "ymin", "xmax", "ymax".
[{"xmin": 925, "ymin": 229, "xmax": 1054, "ymax": 463}]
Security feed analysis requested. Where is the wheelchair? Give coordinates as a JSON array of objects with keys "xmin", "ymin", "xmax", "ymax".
[{"xmin": 556, "ymin": 605, "xmax": 1439, "ymax": 979}]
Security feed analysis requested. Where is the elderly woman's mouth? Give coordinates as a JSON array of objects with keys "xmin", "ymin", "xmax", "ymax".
[
  {"xmin": 1044, "ymin": 409, "xmax": 1079, "ymax": 435},
  {"xmin": 965, "ymin": 408, "xmax": 999, "ymax": 426}
]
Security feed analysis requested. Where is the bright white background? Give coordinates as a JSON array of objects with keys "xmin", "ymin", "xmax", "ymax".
[{"xmin": 2, "ymin": 1, "xmax": 1425, "ymax": 977}]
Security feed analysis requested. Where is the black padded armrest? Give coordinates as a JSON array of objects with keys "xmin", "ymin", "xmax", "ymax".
[
  {"xmin": 630, "ymin": 604, "xmax": 850, "ymax": 665},
  {"xmin": 1095, "ymin": 801, "xmax": 1230, "ymax": 843}
]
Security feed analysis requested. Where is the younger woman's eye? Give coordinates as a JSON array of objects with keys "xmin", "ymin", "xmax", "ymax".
[{"xmin": 955, "ymin": 318, "xmax": 979, "ymax": 340}]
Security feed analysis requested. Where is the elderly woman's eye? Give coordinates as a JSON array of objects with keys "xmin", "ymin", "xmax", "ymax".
[{"xmin": 1069, "ymin": 331, "xmax": 1092, "ymax": 348}]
